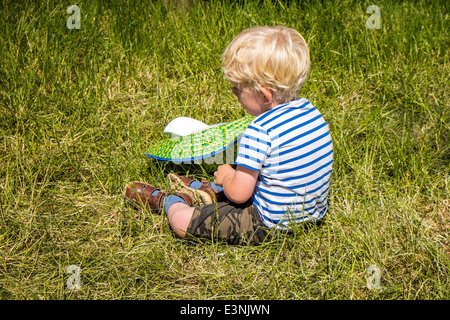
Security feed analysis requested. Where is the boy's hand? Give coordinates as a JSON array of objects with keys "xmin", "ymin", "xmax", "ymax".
[
  {"xmin": 213, "ymin": 164, "xmax": 235, "ymax": 187},
  {"xmin": 214, "ymin": 164, "xmax": 259, "ymax": 204}
]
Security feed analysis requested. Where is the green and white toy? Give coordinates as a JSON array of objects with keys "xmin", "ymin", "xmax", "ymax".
[{"xmin": 146, "ymin": 115, "xmax": 254, "ymax": 163}]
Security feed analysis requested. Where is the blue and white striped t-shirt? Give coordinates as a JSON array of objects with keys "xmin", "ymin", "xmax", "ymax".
[{"xmin": 235, "ymin": 98, "xmax": 334, "ymax": 230}]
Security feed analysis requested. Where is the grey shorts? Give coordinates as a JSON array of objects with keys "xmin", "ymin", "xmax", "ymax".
[{"xmin": 185, "ymin": 201, "xmax": 272, "ymax": 245}]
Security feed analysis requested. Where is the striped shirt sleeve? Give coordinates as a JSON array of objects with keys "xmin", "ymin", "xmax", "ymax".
[{"xmin": 235, "ymin": 123, "xmax": 271, "ymax": 172}]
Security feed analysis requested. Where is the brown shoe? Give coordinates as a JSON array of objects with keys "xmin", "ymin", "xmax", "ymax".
[
  {"xmin": 167, "ymin": 173, "xmax": 224, "ymax": 206},
  {"xmin": 125, "ymin": 181, "xmax": 194, "ymax": 213}
]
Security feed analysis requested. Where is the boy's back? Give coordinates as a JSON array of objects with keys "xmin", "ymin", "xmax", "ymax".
[{"xmin": 236, "ymin": 98, "xmax": 333, "ymax": 229}]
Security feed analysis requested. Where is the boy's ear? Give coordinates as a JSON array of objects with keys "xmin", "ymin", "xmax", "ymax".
[{"xmin": 260, "ymin": 87, "xmax": 273, "ymax": 104}]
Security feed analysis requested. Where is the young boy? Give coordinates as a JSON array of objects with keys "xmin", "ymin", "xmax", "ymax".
[{"xmin": 125, "ymin": 26, "xmax": 333, "ymax": 245}]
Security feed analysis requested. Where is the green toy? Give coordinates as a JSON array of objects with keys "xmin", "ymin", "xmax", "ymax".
[{"xmin": 146, "ymin": 115, "xmax": 254, "ymax": 163}]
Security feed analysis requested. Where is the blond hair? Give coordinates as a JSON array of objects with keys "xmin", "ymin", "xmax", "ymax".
[{"xmin": 222, "ymin": 26, "xmax": 310, "ymax": 103}]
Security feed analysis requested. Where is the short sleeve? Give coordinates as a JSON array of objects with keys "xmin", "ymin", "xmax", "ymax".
[{"xmin": 235, "ymin": 123, "xmax": 271, "ymax": 172}]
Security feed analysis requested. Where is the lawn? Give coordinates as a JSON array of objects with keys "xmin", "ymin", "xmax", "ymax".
[{"xmin": 0, "ymin": 0, "xmax": 448, "ymax": 300}]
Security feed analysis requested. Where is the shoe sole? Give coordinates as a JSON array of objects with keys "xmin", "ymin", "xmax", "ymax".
[{"xmin": 167, "ymin": 173, "xmax": 214, "ymax": 206}]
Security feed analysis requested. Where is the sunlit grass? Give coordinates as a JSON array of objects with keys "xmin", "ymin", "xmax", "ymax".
[{"xmin": 0, "ymin": 0, "xmax": 448, "ymax": 299}]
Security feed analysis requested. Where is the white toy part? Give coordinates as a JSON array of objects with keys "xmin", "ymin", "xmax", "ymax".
[{"xmin": 163, "ymin": 117, "xmax": 211, "ymax": 137}]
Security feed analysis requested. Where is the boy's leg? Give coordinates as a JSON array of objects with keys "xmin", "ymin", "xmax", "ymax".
[
  {"xmin": 184, "ymin": 201, "xmax": 271, "ymax": 245},
  {"xmin": 125, "ymin": 181, "xmax": 194, "ymax": 214},
  {"xmin": 166, "ymin": 202, "xmax": 195, "ymax": 238},
  {"xmin": 125, "ymin": 181, "xmax": 196, "ymax": 237},
  {"xmin": 125, "ymin": 181, "xmax": 270, "ymax": 245}
]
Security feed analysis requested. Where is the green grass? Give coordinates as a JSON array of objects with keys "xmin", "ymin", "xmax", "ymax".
[{"xmin": 0, "ymin": 0, "xmax": 449, "ymax": 300}]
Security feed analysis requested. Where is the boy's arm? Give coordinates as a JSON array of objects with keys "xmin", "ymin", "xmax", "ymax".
[{"xmin": 214, "ymin": 164, "xmax": 259, "ymax": 204}]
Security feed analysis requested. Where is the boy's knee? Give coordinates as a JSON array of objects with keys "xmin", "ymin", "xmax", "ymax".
[{"xmin": 167, "ymin": 204, "xmax": 195, "ymax": 238}]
